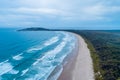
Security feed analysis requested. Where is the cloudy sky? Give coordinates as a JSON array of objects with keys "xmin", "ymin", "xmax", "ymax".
[{"xmin": 0, "ymin": 0, "xmax": 120, "ymax": 29}]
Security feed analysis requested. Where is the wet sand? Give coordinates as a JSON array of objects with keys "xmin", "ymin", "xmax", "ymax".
[{"xmin": 58, "ymin": 33, "xmax": 94, "ymax": 80}]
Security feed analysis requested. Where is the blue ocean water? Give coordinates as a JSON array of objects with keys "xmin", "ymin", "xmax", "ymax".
[{"xmin": 0, "ymin": 28, "xmax": 77, "ymax": 80}]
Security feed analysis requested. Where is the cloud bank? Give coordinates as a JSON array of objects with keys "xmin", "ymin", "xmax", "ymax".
[{"xmin": 0, "ymin": 0, "xmax": 120, "ymax": 29}]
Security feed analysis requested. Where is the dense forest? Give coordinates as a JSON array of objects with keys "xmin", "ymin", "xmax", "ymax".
[
  {"xmin": 71, "ymin": 30, "xmax": 120, "ymax": 80},
  {"xmin": 19, "ymin": 28, "xmax": 120, "ymax": 80}
]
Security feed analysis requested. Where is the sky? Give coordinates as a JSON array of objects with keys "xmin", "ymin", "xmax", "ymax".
[{"xmin": 0, "ymin": 0, "xmax": 120, "ymax": 29}]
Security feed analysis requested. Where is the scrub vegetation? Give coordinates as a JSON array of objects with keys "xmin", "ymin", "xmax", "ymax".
[{"xmin": 71, "ymin": 30, "xmax": 120, "ymax": 80}]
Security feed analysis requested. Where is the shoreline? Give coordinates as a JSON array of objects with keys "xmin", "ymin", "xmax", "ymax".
[
  {"xmin": 58, "ymin": 32, "xmax": 79, "ymax": 80},
  {"xmin": 58, "ymin": 33, "xmax": 94, "ymax": 80}
]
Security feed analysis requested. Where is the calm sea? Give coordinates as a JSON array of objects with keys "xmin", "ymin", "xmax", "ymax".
[{"xmin": 0, "ymin": 28, "xmax": 77, "ymax": 80}]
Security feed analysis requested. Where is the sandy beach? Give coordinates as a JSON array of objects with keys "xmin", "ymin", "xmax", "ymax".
[{"xmin": 58, "ymin": 33, "xmax": 94, "ymax": 80}]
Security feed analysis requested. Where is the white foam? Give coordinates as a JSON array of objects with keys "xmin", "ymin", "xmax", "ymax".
[
  {"xmin": 48, "ymin": 66, "xmax": 63, "ymax": 80},
  {"xmin": 0, "ymin": 60, "xmax": 8, "ymax": 65},
  {"xmin": 25, "ymin": 74, "xmax": 42, "ymax": 80},
  {"xmin": 9, "ymin": 69, "xmax": 19, "ymax": 74},
  {"xmin": 0, "ymin": 61, "xmax": 13, "ymax": 76},
  {"xmin": 32, "ymin": 59, "xmax": 41, "ymax": 66},
  {"xmin": 42, "ymin": 34, "xmax": 69, "ymax": 60},
  {"xmin": 23, "ymin": 32, "xmax": 75, "ymax": 80},
  {"xmin": 21, "ymin": 68, "xmax": 29, "ymax": 76},
  {"xmin": 44, "ymin": 36, "xmax": 59, "ymax": 46},
  {"xmin": 25, "ymin": 66, "xmax": 56, "ymax": 80},
  {"xmin": 28, "ymin": 39, "xmax": 67, "ymax": 79},
  {"xmin": 12, "ymin": 53, "xmax": 23, "ymax": 60},
  {"xmin": 27, "ymin": 36, "xmax": 59, "ymax": 53},
  {"xmin": 32, "ymin": 33, "xmax": 70, "ymax": 66},
  {"xmin": 27, "ymin": 47, "xmax": 42, "ymax": 53},
  {"xmin": 33, "ymin": 39, "xmax": 67, "ymax": 66}
]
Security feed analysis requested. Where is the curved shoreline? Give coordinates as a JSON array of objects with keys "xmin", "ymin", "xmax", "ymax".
[{"xmin": 58, "ymin": 33, "xmax": 95, "ymax": 80}]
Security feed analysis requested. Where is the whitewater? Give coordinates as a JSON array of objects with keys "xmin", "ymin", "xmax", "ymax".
[{"xmin": 0, "ymin": 28, "xmax": 77, "ymax": 80}]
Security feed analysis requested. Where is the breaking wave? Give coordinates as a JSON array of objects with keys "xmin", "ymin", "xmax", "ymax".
[{"xmin": 0, "ymin": 31, "xmax": 77, "ymax": 80}]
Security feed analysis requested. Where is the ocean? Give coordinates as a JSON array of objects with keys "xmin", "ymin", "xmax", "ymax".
[{"xmin": 0, "ymin": 28, "xmax": 77, "ymax": 80}]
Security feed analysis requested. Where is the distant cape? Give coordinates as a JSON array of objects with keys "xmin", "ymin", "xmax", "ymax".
[
  {"xmin": 18, "ymin": 27, "xmax": 51, "ymax": 31},
  {"xmin": 18, "ymin": 27, "xmax": 78, "ymax": 32}
]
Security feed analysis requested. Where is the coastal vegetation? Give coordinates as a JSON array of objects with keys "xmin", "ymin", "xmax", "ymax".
[
  {"xmin": 18, "ymin": 27, "xmax": 50, "ymax": 31},
  {"xmin": 83, "ymin": 37, "xmax": 103, "ymax": 80},
  {"xmin": 19, "ymin": 28, "xmax": 120, "ymax": 80},
  {"xmin": 72, "ymin": 30, "xmax": 120, "ymax": 80}
]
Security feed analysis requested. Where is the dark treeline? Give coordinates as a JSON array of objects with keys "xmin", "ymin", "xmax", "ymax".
[
  {"xmin": 18, "ymin": 28, "xmax": 120, "ymax": 80},
  {"xmin": 70, "ymin": 30, "xmax": 120, "ymax": 80}
]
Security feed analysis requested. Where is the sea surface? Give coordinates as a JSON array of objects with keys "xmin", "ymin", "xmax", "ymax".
[{"xmin": 0, "ymin": 28, "xmax": 77, "ymax": 80}]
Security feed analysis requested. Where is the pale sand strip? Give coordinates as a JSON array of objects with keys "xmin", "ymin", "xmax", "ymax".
[
  {"xmin": 72, "ymin": 34, "xmax": 94, "ymax": 80},
  {"xmin": 58, "ymin": 33, "xmax": 94, "ymax": 80}
]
